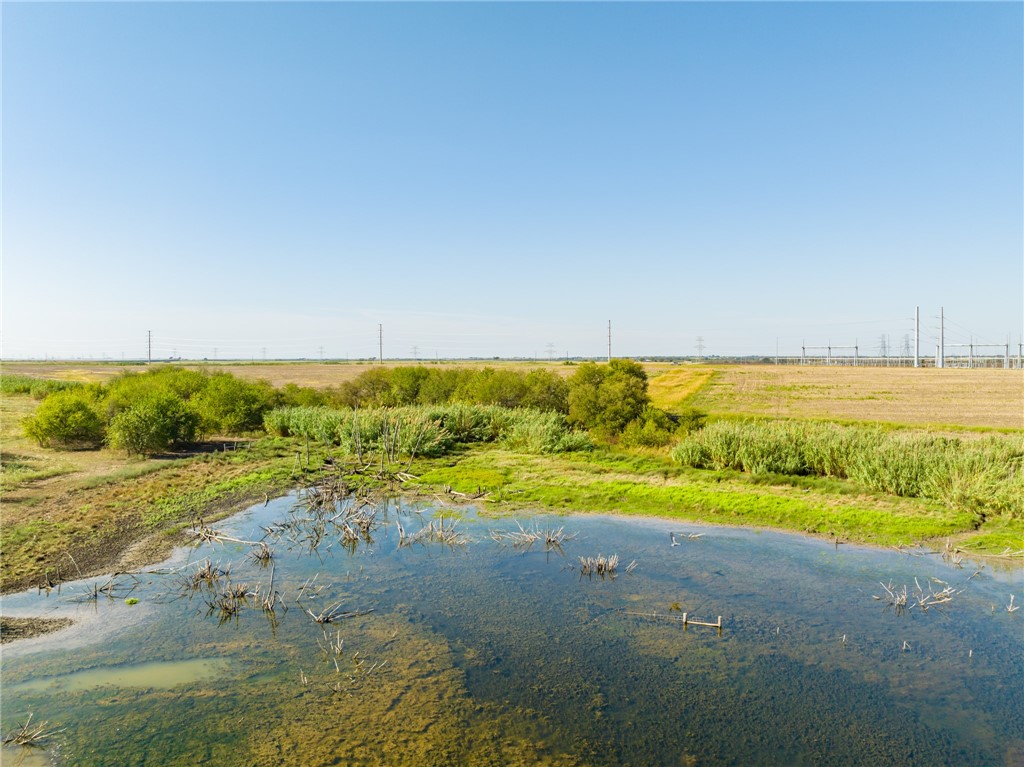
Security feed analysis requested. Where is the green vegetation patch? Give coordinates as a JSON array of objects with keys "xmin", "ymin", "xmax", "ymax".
[{"xmin": 412, "ymin": 447, "xmax": 1002, "ymax": 548}]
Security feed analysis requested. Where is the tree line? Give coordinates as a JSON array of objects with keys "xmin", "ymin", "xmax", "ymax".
[{"xmin": 16, "ymin": 362, "xmax": 698, "ymax": 456}]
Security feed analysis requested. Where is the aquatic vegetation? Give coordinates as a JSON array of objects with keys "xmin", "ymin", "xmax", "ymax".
[
  {"xmin": 400, "ymin": 514, "xmax": 469, "ymax": 548},
  {"xmin": 577, "ymin": 554, "xmax": 619, "ymax": 577}
]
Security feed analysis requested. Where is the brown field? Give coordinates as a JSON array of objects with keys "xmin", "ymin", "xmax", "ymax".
[
  {"xmin": 0, "ymin": 360, "xmax": 591, "ymax": 389},
  {"xmin": 669, "ymin": 365, "xmax": 1024, "ymax": 430}
]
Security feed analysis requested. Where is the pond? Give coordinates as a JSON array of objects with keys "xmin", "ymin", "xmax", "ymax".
[{"xmin": 1, "ymin": 491, "xmax": 1022, "ymax": 766}]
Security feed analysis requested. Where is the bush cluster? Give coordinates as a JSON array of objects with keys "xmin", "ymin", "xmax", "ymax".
[
  {"xmin": 21, "ymin": 368, "xmax": 281, "ymax": 455},
  {"xmin": 331, "ymin": 366, "xmax": 570, "ymax": 412},
  {"xmin": 21, "ymin": 390, "xmax": 105, "ymax": 448},
  {"xmin": 671, "ymin": 420, "xmax": 1024, "ymax": 519}
]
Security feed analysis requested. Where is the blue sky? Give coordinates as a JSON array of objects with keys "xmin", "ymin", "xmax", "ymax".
[{"xmin": 3, "ymin": 2, "xmax": 1021, "ymax": 360}]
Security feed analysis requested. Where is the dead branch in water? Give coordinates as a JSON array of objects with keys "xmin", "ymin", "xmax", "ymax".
[
  {"xmin": 941, "ymin": 539, "xmax": 964, "ymax": 569},
  {"xmin": 189, "ymin": 522, "xmax": 260, "ymax": 548},
  {"xmin": 2, "ymin": 713, "xmax": 65, "ymax": 747},
  {"xmin": 305, "ymin": 603, "xmax": 376, "ymax": 625},
  {"xmin": 75, "ymin": 573, "xmax": 141, "ymax": 603},
  {"xmin": 625, "ymin": 610, "xmax": 723, "ymax": 631},
  {"xmin": 247, "ymin": 542, "xmax": 274, "ymax": 565},
  {"xmin": 400, "ymin": 514, "xmax": 469, "ymax": 548},
  {"xmin": 874, "ymin": 577, "xmax": 962, "ymax": 615},
  {"xmin": 489, "ymin": 521, "xmax": 577, "ymax": 552}
]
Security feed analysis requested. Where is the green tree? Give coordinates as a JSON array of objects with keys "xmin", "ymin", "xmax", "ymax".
[
  {"xmin": 339, "ymin": 368, "xmax": 393, "ymax": 408},
  {"xmin": 22, "ymin": 390, "xmax": 105, "ymax": 449},
  {"xmin": 567, "ymin": 359, "xmax": 649, "ymax": 435},
  {"xmin": 387, "ymin": 366, "xmax": 430, "ymax": 406},
  {"xmin": 416, "ymin": 369, "xmax": 470, "ymax": 404},
  {"xmin": 522, "ymin": 369, "xmax": 570, "ymax": 413},
  {"xmin": 456, "ymin": 368, "xmax": 529, "ymax": 408}
]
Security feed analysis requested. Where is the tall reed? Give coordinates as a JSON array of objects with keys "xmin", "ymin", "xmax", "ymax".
[{"xmin": 672, "ymin": 419, "xmax": 1023, "ymax": 519}]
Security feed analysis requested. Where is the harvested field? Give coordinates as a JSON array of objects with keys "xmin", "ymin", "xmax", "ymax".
[
  {"xmin": 0, "ymin": 360, "xmax": 584, "ymax": 390},
  {"xmin": 683, "ymin": 366, "xmax": 1024, "ymax": 430}
]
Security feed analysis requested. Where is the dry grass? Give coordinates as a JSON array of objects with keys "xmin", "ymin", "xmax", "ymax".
[
  {"xmin": 647, "ymin": 366, "xmax": 716, "ymax": 410},
  {"xmin": 1, "ymin": 393, "xmax": 165, "ymax": 498},
  {"xmin": 681, "ymin": 365, "xmax": 1023, "ymax": 430}
]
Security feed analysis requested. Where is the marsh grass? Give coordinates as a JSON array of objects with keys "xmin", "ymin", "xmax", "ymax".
[
  {"xmin": 263, "ymin": 404, "xmax": 591, "ymax": 458},
  {"xmin": 0, "ymin": 374, "xmax": 82, "ymax": 399},
  {"xmin": 672, "ymin": 420, "xmax": 1024, "ymax": 519}
]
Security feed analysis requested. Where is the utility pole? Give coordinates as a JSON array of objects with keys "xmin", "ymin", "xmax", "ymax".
[
  {"xmin": 412, "ymin": 345, "xmax": 418, "ymax": 360},
  {"xmin": 696, "ymin": 336, "xmax": 705, "ymax": 362},
  {"xmin": 379, "ymin": 324, "xmax": 383, "ymax": 364},
  {"xmin": 147, "ymin": 330, "xmax": 152, "ymax": 364},
  {"xmin": 939, "ymin": 306, "xmax": 945, "ymax": 368},
  {"xmin": 607, "ymin": 320, "xmax": 612, "ymax": 362},
  {"xmin": 545, "ymin": 342, "xmax": 555, "ymax": 362},
  {"xmin": 318, "ymin": 345, "xmax": 324, "ymax": 362},
  {"xmin": 914, "ymin": 306, "xmax": 920, "ymax": 368}
]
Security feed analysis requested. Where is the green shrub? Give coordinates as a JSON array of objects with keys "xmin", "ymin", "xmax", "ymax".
[
  {"xmin": 194, "ymin": 374, "xmax": 278, "ymax": 434},
  {"xmin": 22, "ymin": 390, "xmax": 105, "ymax": 448},
  {"xmin": 621, "ymin": 406, "xmax": 678, "ymax": 448},
  {"xmin": 522, "ymin": 369, "xmax": 570, "ymax": 413},
  {"xmin": 107, "ymin": 392, "xmax": 199, "ymax": 455},
  {"xmin": 674, "ymin": 407, "xmax": 707, "ymax": 435},
  {"xmin": 103, "ymin": 368, "xmax": 208, "ymax": 422}
]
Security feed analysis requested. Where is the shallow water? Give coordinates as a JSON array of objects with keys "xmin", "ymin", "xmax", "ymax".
[{"xmin": 1, "ymin": 493, "xmax": 1021, "ymax": 766}]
